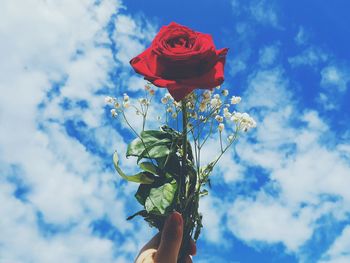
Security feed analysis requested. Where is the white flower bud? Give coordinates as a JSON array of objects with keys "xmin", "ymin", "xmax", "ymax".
[
  {"xmin": 166, "ymin": 107, "xmax": 173, "ymax": 113},
  {"xmin": 114, "ymin": 102, "xmax": 121, "ymax": 108},
  {"xmin": 215, "ymin": 115, "xmax": 223, "ymax": 122},
  {"xmin": 123, "ymin": 93, "xmax": 129, "ymax": 102},
  {"xmin": 221, "ymin": 89, "xmax": 229, "ymax": 96},
  {"xmin": 223, "ymin": 107, "xmax": 231, "ymax": 119},
  {"xmin": 123, "ymin": 101, "xmax": 130, "ymax": 108},
  {"xmin": 230, "ymin": 96, "xmax": 241, "ymax": 105},
  {"xmin": 105, "ymin": 96, "xmax": 114, "ymax": 104},
  {"xmin": 218, "ymin": 123, "xmax": 224, "ymax": 132},
  {"xmin": 161, "ymin": 97, "xmax": 168, "ymax": 104},
  {"xmin": 110, "ymin": 109, "xmax": 117, "ymax": 117},
  {"xmin": 171, "ymin": 112, "xmax": 177, "ymax": 118}
]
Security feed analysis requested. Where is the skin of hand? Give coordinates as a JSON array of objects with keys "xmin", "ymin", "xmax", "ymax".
[{"xmin": 135, "ymin": 212, "xmax": 196, "ymax": 263}]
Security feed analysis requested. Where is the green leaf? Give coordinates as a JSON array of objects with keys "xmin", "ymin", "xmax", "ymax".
[
  {"xmin": 135, "ymin": 184, "xmax": 152, "ymax": 205},
  {"xmin": 139, "ymin": 162, "xmax": 158, "ymax": 175},
  {"xmin": 113, "ymin": 152, "xmax": 154, "ymax": 184},
  {"xmin": 145, "ymin": 180, "xmax": 177, "ymax": 214}
]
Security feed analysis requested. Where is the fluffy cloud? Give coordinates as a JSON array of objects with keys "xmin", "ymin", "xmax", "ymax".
[
  {"xmin": 0, "ymin": 0, "xmax": 157, "ymax": 262},
  {"xmin": 224, "ymin": 61, "xmax": 350, "ymax": 257}
]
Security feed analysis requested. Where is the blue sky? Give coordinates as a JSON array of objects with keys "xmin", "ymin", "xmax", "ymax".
[{"xmin": 1, "ymin": 0, "xmax": 350, "ymax": 262}]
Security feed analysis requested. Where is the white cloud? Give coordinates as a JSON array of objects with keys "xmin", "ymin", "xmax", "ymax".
[
  {"xmin": 295, "ymin": 26, "xmax": 308, "ymax": 46},
  {"xmin": 227, "ymin": 195, "xmax": 313, "ymax": 251},
  {"xmin": 249, "ymin": 0, "xmax": 280, "ymax": 28},
  {"xmin": 0, "ymin": 0, "xmax": 157, "ymax": 262},
  {"xmin": 225, "ymin": 65, "xmax": 350, "ymax": 256},
  {"xmin": 288, "ymin": 47, "xmax": 328, "ymax": 68},
  {"xmin": 321, "ymin": 65, "xmax": 350, "ymax": 92},
  {"xmin": 320, "ymin": 226, "xmax": 350, "ymax": 263},
  {"xmin": 259, "ymin": 44, "xmax": 279, "ymax": 66}
]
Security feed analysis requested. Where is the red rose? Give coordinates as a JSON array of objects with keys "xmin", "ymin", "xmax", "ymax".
[{"xmin": 130, "ymin": 22, "xmax": 229, "ymax": 101}]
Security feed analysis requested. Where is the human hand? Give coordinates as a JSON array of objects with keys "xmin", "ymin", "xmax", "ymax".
[{"xmin": 135, "ymin": 212, "xmax": 196, "ymax": 263}]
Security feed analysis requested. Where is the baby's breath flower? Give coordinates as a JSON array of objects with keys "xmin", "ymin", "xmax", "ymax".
[
  {"xmin": 173, "ymin": 101, "xmax": 182, "ymax": 108},
  {"xmin": 187, "ymin": 123, "xmax": 193, "ymax": 129},
  {"xmin": 105, "ymin": 96, "xmax": 114, "ymax": 104},
  {"xmin": 114, "ymin": 102, "xmax": 121, "ymax": 109},
  {"xmin": 218, "ymin": 123, "xmax": 224, "ymax": 132},
  {"xmin": 161, "ymin": 97, "xmax": 168, "ymax": 104},
  {"xmin": 203, "ymin": 90, "xmax": 211, "ymax": 99},
  {"xmin": 210, "ymin": 98, "xmax": 218, "ymax": 107},
  {"xmin": 221, "ymin": 89, "xmax": 229, "ymax": 96},
  {"xmin": 110, "ymin": 109, "xmax": 118, "ymax": 117},
  {"xmin": 231, "ymin": 112, "xmax": 242, "ymax": 122},
  {"xmin": 190, "ymin": 112, "xmax": 198, "ymax": 119},
  {"xmin": 165, "ymin": 93, "xmax": 172, "ymax": 99},
  {"xmin": 230, "ymin": 96, "xmax": 241, "ymax": 105},
  {"xmin": 149, "ymin": 89, "xmax": 155, "ymax": 96},
  {"xmin": 166, "ymin": 107, "xmax": 173, "ymax": 113},
  {"xmin": 215, "ymin": 115, "xmax": 223, "ymax": 122},
  {"xmin": 223, "ymin": 107, "xmax": 231, "ymax": 119},
  {"xmin": 214, "ymin": 94, "xmax": 220, "ymax": 99},
  {"xmin": 228, "ymin": 134, "xmax": 234, "ymax": 141},
  {"xmin": 123, "ymin": 93, "xmax": 129, "ymax": 102},
  {"xmin": 171, "ymin": 112, "xmax": 178, "ymax": 119},
  {"xmin": 199, "ymin": 102, "xmax": 206, "ymax": 112},
  {"xmin": 231, "ymin": 112, "xmax": 256, "ymax": 131},
  {"xmin": 123, "ymin": 101, "xmax": 130, "ymax": 108},
  {"xmin": 216, "ymin": 85, "xmax": 221, "ymax": 90},
  {"xmin": 139, "ymin": 98, "xmax": 147, "ymax": 105}
]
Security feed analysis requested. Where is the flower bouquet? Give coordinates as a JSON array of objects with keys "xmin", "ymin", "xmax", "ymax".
[{"xmin": 106, "ymin": 22, "xmax": 256, "ymax": 262}]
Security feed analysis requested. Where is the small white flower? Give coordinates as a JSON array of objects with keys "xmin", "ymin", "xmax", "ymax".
[
  {"xmin": 221, "ymin": 89, "xmax": 229, "ymax": 96},
  {"xmin": 190, "ymin": 112, "xmax": 198, "ymax": 119},
  {"xmin": 203, "ymin": 90, "xmax": 211, "ymax": 99},
  {"xmin": 199, "ymin": 102, "xmax": 206, "ymax": 112},
  {"xmin": 230, "ymin": 96, "xmax": 241, "ymax": 105},
  {"xmin": 216, "ymin": 85, "xmax": 221, "ymax": 90},
  {"xmin": 110, "ymin": 109, "xmax": 117, "ymax": 117},
  {"xmin": 214, "ymin": 94, "xmax": 220, "ymax": 99},
  {"xmin": 161, "ymin": 97, "xmax": 168, "ymax": 104},
  {"xmin": 231, "ymin": 112, "xmax": 242, "ymax": 122},
  {"xmin": 210, "ymin": 98, "xmax": 218, "ymax": 107},
  {"xmin": 228, "ymin": 135, "xmax": 234, "ymax": 141},
  {"xmin": 171, "ymin": 112, "xmax": 177, "ymax": 119},
  {"xmin": 139, "ymin": 98, "xmax": 147, "ymax": 105},
  {"xmin": 223, "ymin": 107, "xmax": 231, "ymax": 119},
  {"xmin": 215, "ymin": 115, "xmax": 223, "ymax": 122},
  {"xmin": 218, "ymin": 123, "xmax": 224, "ymax": 132},
  {"xmin": 123, "ymin": 93, "xmax": 129, "ymax": 102},
  {"xmin": 114, "ymin": 102, "xmax": 121, "ymax": 108},
  {"xmin": 123, "ymin": 101, "xmax": 130, "ymax": 108},
  {"xmin": 165, "ymin": 93, "xmax": 172, "ymax": 99},
  {"xmin": 166, "ymin": 107, "xmax": 173, "ymax": 113},
  {"xmin": 105, "ymin": 96, "xmax": 114, "ymax": 104},
  {"xmin": 187, "ymin": 123, "xmax": 193, "ymax": 129}
]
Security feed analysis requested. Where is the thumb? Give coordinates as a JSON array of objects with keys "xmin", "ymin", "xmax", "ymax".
[{"xmin": 156, "ymin": 212, "xmax": 183, "ymax": 263}]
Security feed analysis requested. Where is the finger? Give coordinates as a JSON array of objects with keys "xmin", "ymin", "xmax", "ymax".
[
  {"xmin": 189, "ymin": 239, "xmax": 196, "ymax": 256},
  {"xmin": 184, "ymin": 255, "xmax": 193, "ymax": 263},
  {"xmin": 156, "ymin": 212, "xmax": 183, "ymax": 263},
  {"xmin": 140, "ymin": 232, "xmax": 161, "ymax": 252}
]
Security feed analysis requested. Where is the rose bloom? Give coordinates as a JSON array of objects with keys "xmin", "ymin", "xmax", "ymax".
[{"xmin": 130, "ymin": 22, "xmax": 229, "ymax": 101}]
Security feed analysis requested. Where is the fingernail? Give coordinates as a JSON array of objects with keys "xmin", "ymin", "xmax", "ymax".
[{"xmin": 169, "ymin": 211, "xmax": 183, "ymax": 227}]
